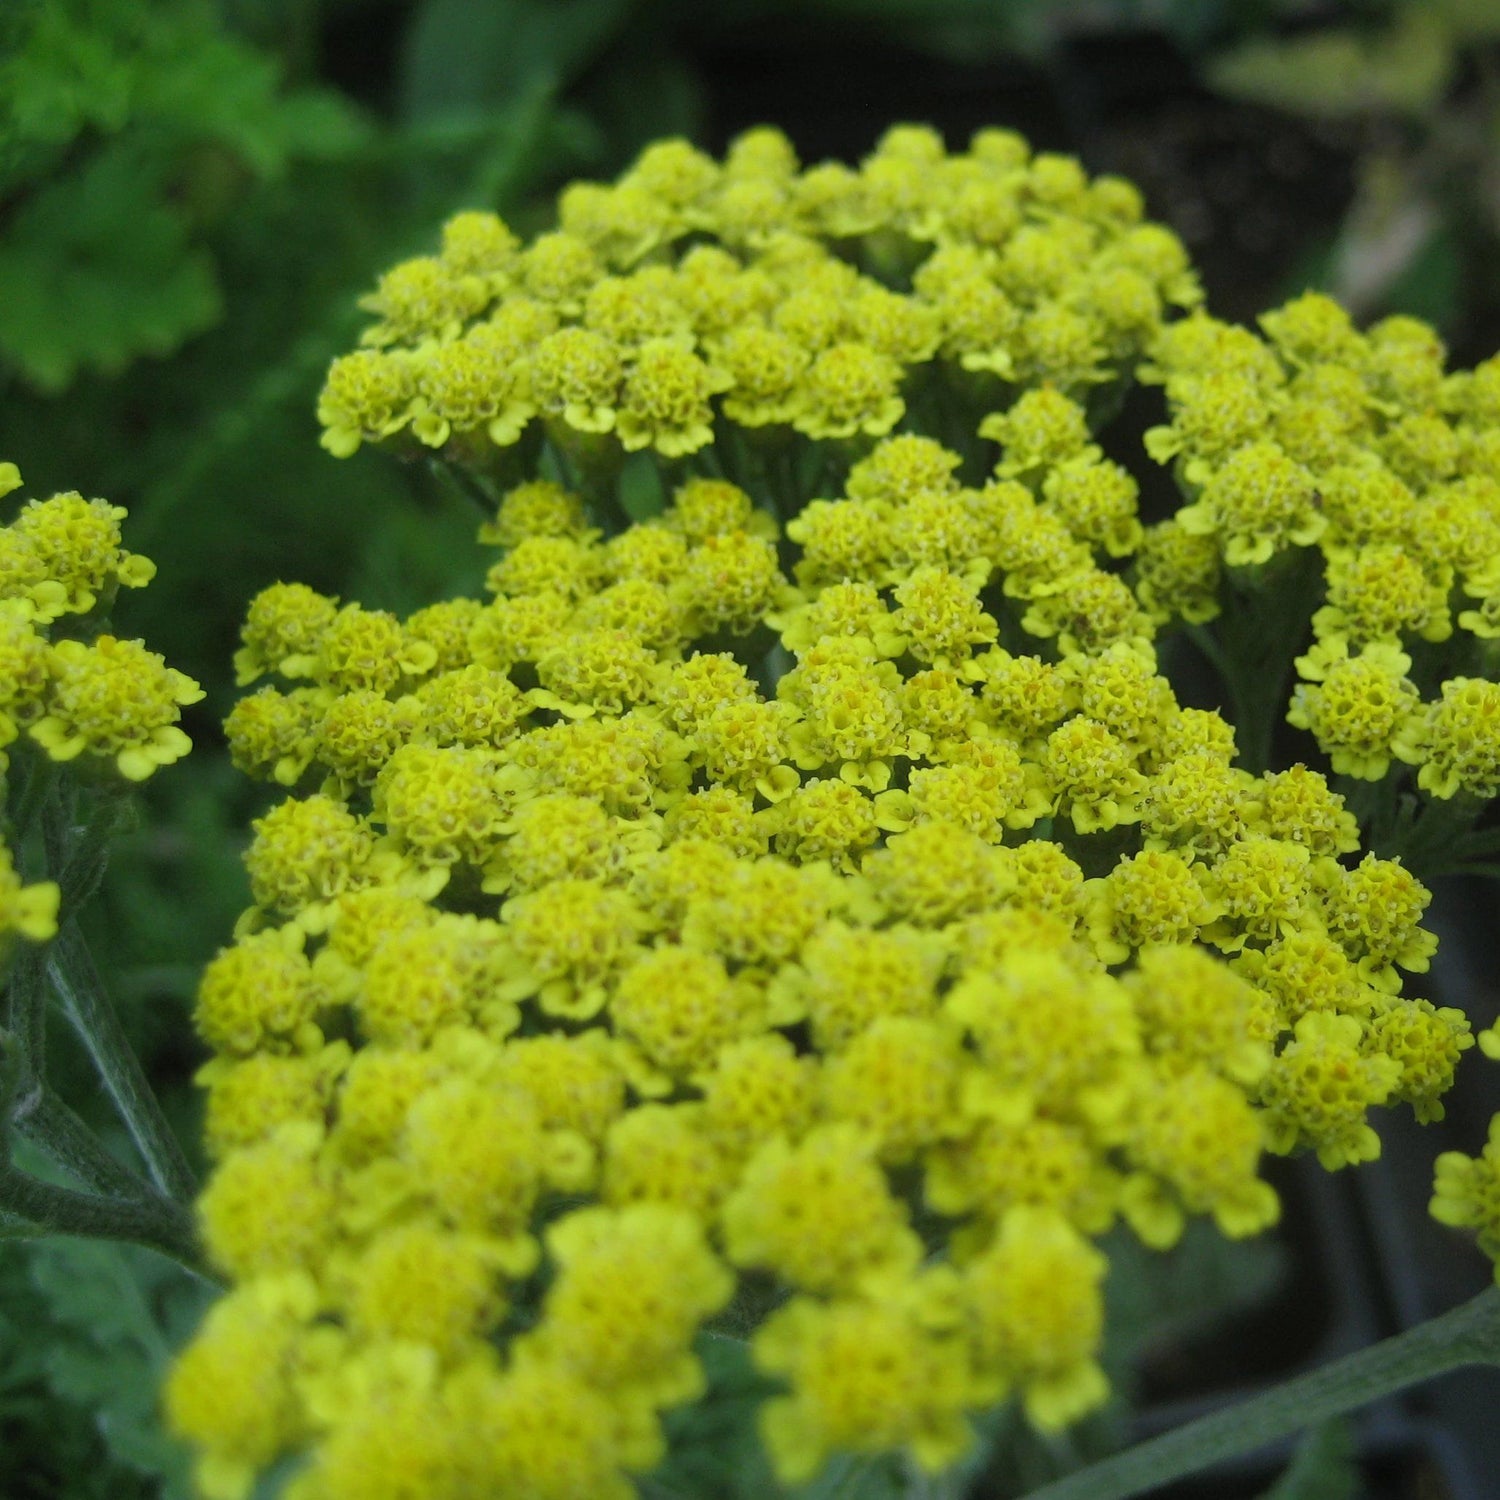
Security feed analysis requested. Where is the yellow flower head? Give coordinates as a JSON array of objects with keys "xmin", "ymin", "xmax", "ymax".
[
  {"xmin": 601, "ymin": 1101, "xmax": 731, "ymax": 1215},
  {"xmin": 165, "ymin": 1274, "xmax": 315, "ymax": 1500},
  {"xmin": 612, "ymin": 943, "xmax": 759, "ymax": 1079},
  {"xmin": 793, "ymin": 342, "xmax": 905, "ymax": 441},
  {"xmin": 821, "ymin": 1015, "xmax": 962, "ymax": 1163},
  {"xmin": 224, "ymin": 685, "xmax": 322, "ymax": 787},
  {"xmin": 1123, "ymin": 1065, "xmax": 1278, "ymax": 1243},
  {"xmin": 372, "ymin": 743, "xmax": 511, "ymax": 870},
  {"xmin": 1397, "ymin": 677, "xmax": 1500, "ymax": 800},
  {"xmin": 1431, "ymin": 1116, "xmax": 1500, "ymax": 1273},
  {"xmin": 528, "ymin": 326, "xmax": 624, "ymax": 434},
  {"xmin": 195, "ymin": 929, "xmax": 321, "ymax": 1057},
  {"xmin": 1175, "ymin": 441, "xmax": 1323, "ymax": 567},
  {"xmin": 677, "ymin": 531, "xmax": 787, "ymax": 634},
  {"xmin": 244, "ymin": 793, "xmax": 377, "ymax": 919},
  {"xmin": 1287, "ymin": 642, "xmax": 1421, "ymax": 781},
  {"xmin": 0, "ymin": 844, "xmax": 59, "ymax": 947},
  {"xmin": 982, "ymin": 386, "xmax": 1098, "ymax": 477},
  {"xmin": 318, "ymin": 349, "xmax": 417, "ymax": 457},
  {"xmin": 616, "ymin": 339, "xmax": 728, "ymax": 456},
  {"xmin": 962, "ymin": 1206, "xmax": 1109, "ymax": 1431},
  {"xmin": 533, "ymin": 1203, "xmax": 732, "ymax": 1398},
  {"xmin": 412, "ymin": 332, "xmax": 534, "ymax": 449},
  {"xmin": 31, "ymin": 635, "xmax": 201, "ymax": 781},
  {"xmin": 9, "ymin": 491, "xmax": 155, "ymax": 615},
  {"xmin": 863, "ymin": 820, "xmax": 1010, "ymax": 927},
  {"xmin": 198, "ymin": 1123, "xmax": 336, "ymax": 1279},
  {"xmin": 722, "ymin": 1123, "xmax": 920, "ymax": 1292},
  {"xmin": 234, "ymin": 582, "xmax": 340, "ymax": 686},
  {"xmin": 1256, "ymin": 1011, "xmax": 1400, "ymax": 1169},
  {"xmin": 1042, "ymin": 716, "xmax": 1148, "ymax": 835},
  {"xmin": 700, "ymin": 1033, "xmax": 818, "ymax": 1159},
  {"xmin": 337, "ymin": 1219, "xmax": 507, "ymax": 1355},
  {"xmin": 755, "ymin": 1293, "xmax": 974, "ymax": 1485},
  {"xmin": 500, "ymin": 877, "xmax": 646, "ymax": 1020}
]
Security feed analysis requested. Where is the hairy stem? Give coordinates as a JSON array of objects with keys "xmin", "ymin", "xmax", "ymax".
[
  {"xmin": 12, "ymin": 1086, "xmax": 156, "ymax": 1201},
  {"xmin": 0, "ymin": 1162, "xmax": 206, "ymax": 1275},
  {"xmin": 4, "ymin": 944, "xmax": 48, "ymax": 1084},
  {"xmin": 47, "ymin": 923, "xmax": 197, "ymax": 1205},
  {"xmin": 1023, "ymin": 1288, "xmax": 1500, "ymax": 1500}
]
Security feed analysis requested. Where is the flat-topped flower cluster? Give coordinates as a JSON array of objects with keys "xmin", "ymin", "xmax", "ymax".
[
  {"xmin": 316, "ymin": 122, "xmax": 1195, "ymax": 466},
  {"xmin": 1141, "ymin": 294, "xmax": 1500, "ymax": 796},
  {"xmin": 161, "ymin": 126, "xmax": 1499, "ymax": 1500},
  {"xmin": 0, "ymin": 461, "xmax": 206, "ymax": 956}
]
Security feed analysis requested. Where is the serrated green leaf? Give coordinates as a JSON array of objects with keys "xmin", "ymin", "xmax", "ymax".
[
  {"xmin": 0, "ymin": 0, "xmax": 134, "ymax": 147},
  {"xmin": 798, "ymin": 1453, "xmax": 905, "ymax": 1500},
  {"xmin": 27, "ymin": 1238, "xmax": 212, "ymax": 1498},
  {"xmin": 1259, "ymin": 1419, "xmax": 1359, "ymax": 1500},
  {"xmin": 642, "ymin": 1332, "xmax": 782, "ymax": 1499},
  {"xmin": 0, "ymin": 144, "xmax": 221, "ymax": 390}
]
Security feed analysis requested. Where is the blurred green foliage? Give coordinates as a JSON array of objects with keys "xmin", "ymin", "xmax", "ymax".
[
  {"xmin": 0, "ymin": 0, "xmax": 366, "ymax": 392},
  {"xmin": 1205, "ymin": 0, "xmax": 1500, "ymax": 340}
]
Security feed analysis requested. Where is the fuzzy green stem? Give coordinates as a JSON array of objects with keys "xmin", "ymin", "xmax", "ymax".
[
  {"xmin": 0, "ymin": 1161, "xmax": 204, "ymax": 1272},
  {"xmin": 46, "ymin": 923, "xmax": 197, "ymax": 1205},
  {"xmin": 1023, "ymin": 1287, "xmax": 1500, "ymax": 1500},
  {"xmin": 55, "ymin": 790, "xmax": 134, "ymax": 923},
  {"xmin": 12, "ymin": 1086, "xmax": 155, "ymax": 1201},
  {"xmin": 1190, "ymin": 549, "xmax": 1322, "ymax": 775},
  {"xmin": 4, "ymin": 944, "xmax": 48, "ymax": 1082},
  {"xmin": 7, "ymin": 750, "xmax": 54, "ymax": 844},
  {"xmin": 429, "ymin": 455, "xmax": 499, "ymax": 517}
]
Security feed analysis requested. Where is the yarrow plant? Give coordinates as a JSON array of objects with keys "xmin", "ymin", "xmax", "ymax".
[
  {"xmin": 0, "ymin": 461, "xmax": 204, "ymax": 1269},
  {"xmin": 9, "ymin": 123, "xmax": 1500, "ymax": 1500}
]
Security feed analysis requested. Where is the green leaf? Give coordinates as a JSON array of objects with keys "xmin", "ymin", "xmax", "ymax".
[
  {"xmin": 642, "ymin": 1331, "xmax": 926, "ymax": 1500},
  {"xmin": 0, "ymin": 0, "xmax": 135, "ymax": 149},
  {"xmin": 642, "ymin": 1332, "xmax": 783, "ymax": 1500},
  {"xmin": 127, "ymin": 21, "xmax": 369, "ymax": 177},
  {"xmin": 0, "ymin": 143, "xmax": 221, "ymax": 391},
  {"xmin": 26, "ymin": 1238, "xmax": 213, "ymax": 1498},
  {"xmin": 399, "ymin": 0, "xmax": 632, "ymax": 122},
  {"xmin": 1258, "ymin": 1419, "xmax": 1359, "ymax": 1500},
  {"xmin": 1207, "ymin": 10, "xmax": 1457, "ymax": 122}
]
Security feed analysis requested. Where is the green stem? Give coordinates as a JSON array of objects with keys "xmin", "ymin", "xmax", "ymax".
[
  {"xmin": 7, "ymin": 750, "xmax": 53, "ymax": 844},
  {"xmin": 429, "ymin": 455, "xmax": 499, "ymax": 517},
  {"xmin": 12, "ymin": 1086, "xmax": 155, "ymax": 1201},
  {"xmin": 1023, "ymin": 1288, "xmax": 1500, "ymax": 1500},
  {"xmin": 0, "ymin": 1162, "xmax": 205, "ymax": 1274},
  {"xmin": 46, "ymin": 923, "xmax": 197, "ymax": 1205},
  {"xmin": 55, "ymin": 790, "xmax": 133, "ymax": 923},
  {"xmin": 4, "ymin": 944, "xmax": 47, "ymax": 1083},
  {"xmin": 40, "ymin": 778, "xmax": 74, "ymax": 886},
  {"xmin": 1194, "ymin": 549, "xmax": 1323, "ymax": 775}
]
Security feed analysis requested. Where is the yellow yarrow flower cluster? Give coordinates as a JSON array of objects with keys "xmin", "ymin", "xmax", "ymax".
[
  {"xmin": 168, "ymin": 123, "xmax": 1500, "ymax": 1500},
  {"xmin": 1137, "ymin": 294, "xmax": 1500, "ymax": 796},
  {"xmin": 0, "ymin": 463, "xmax": 202, "ymax": 961},
  {"xmin": 318, "ymin": 125, "xmax": 1197, "ymax": 472},
  {"xmin": 180, "ymin": 414, "xmax": 1465, "ymax": 1495},
  {"xmin": 0, "ymin": 464, "xmax": 200, "ymax": 784}
]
